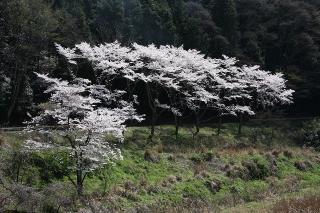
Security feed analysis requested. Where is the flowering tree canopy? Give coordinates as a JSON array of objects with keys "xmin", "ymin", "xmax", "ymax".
[{"xmin": 55, "ymin": 41, "xmax": 294, "ymax": 136}]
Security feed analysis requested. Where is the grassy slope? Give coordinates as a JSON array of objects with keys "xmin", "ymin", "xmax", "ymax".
[
  {"xmin": 84, "ymin": 122, "xmax": 320, "ymax": 211},
  {"xmin": 1, "ymin": 120, "xmax": 320, "ymax": 212}
]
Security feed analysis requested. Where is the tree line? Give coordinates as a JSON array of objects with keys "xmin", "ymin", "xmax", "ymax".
[{"xmin": 1, "ymin": 0, "xmax": 320, "ymax": 125}]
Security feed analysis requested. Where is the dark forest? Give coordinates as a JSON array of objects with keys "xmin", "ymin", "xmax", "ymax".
[{"xmin": 1, "ymin": 0, "xmax": 320, "ymax": 125}]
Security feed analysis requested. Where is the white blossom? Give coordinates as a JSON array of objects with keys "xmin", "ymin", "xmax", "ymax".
[
  {"xmin": 56, "ymin": 42, "xmax": 294, "ymax": 122},
  {"xmin": 26, "ymin": 73, "xmax": 143, "ymax": 174}
]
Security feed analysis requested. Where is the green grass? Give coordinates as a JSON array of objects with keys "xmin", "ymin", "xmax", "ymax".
[{"xmin": 1, "ymin": 120, "xmax": 320, "ymax": 212}]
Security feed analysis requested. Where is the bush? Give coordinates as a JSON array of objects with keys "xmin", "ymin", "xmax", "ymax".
[
  {"xmin": 147, "ymin": 185, "xmax": 162, "ymax": 194},
  {"xmin": 226, "ymin": 165, "xmax": 249, "ymax": 180},
  {"xmin": 302, "ymin": 118, "xmax": 320, "ymax": 149},
  {"xmin": 30, "ymin": 151, "xmax": 71, "ymax": 182},
  {"xmin": 283, "ymin": 150, "xmax": 293, "ymax": 158},
  {"xmin": 190, "ymin": 151, "xmax": 214, "ymax": 163},
  {"xmin": 144, "ymin": 149, "xmax": 161, "ymax": 163},
  {"xmin": 241, "ymin": 156, "xmax": 272, "ymax": 180},
  {"xmin": 294, "ymin": 160, "xmax": 313, "ymax": 171},
  {"xmin": 206, "ymin": 180, "xmax": 221, "ymax": 194},
  {"xmin": 203, "ymin": 151, "xmax": 214, "ymax": 161},
  {"xmin": 190, "ymin": 153, "xmax": 203, "ymax": 163},
  {"xmin": 272, "ymin": 196, "xmax": 320, "ymax": 212}
]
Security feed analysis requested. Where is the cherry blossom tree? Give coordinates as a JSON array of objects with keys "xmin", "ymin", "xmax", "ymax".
[
  {"xmin": 25, "ymin": 73, "xmax": 143, "ymax": 195},
  {"xmin": 225, "ymin": 57, "xmax": 294, "ymax": 134},
  {"xmin": 55, "ymin": 41, "xmax": 294, "ymax": 138}
]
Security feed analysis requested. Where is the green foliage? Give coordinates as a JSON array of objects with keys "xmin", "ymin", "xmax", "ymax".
[
  {"xmin": 30, "ymin": 151, "xmax": 71, "ymax": 183},
  {"xmin": 211, "ymin": 0, "xmax": 238, "ymax": 46},
  {"xmin": 301, "ymin": 118, "xmax": 320, "ymax": 149},
  {"xmin": 242, "ymin": 155, "xmax": 272, "ymax": 180},
  {"xmin": 230, "ymin": 180, "xmax": 269, "ymax": 202}
]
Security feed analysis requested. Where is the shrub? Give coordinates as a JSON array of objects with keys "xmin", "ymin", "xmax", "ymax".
[
  {"xmin": 271, "ymin": 150, "xmax": 281, "ymax": 157},
  {"xmin": 31, "ymin": 151, "xmax": 71, "ymax": 182},
  {"xmin": 147, "ymin": 185, "xmax": 162, "ymax": 194},
  {"xmin": 272, "ymin": 196, "xmax": 320, "ymax": 213},
  {"xmin": 302, "ymin": 118, "xmax": 320, "ymax": 149},
  {"xmin": 283, "ymin": 150, "xmax": 293, "ymax": 158},
  {"xmin": 294, "ymin": 160, "xmax": 313, "ymax": 171},
  {"xmin": 190, "ymin": 153, "xmax": 203, "ymax": 163},
  {"xmin": 193, "ymin": 162, "xmax": 207, "ymax": 177},
  {"xmin": 206, "ymin": 180, "xmax": 221, "ymax": 194},
  {"xmin": 123, "ymin": 191, "xmax": 140, "ymax": 201},
  {"xmin": 124, "ymin": 180, "xmax": 137, "ymax": 192},
  {"xmin": 144, "ymin": 149, "xmax": 161, "ymax": 163},
  {"xmin": 167, "ymin": 175, "xmax": 178, "ymax": 184},
  {"xmin": 241, "ymin": 156, "xmax": 272, "ymax": 180},
  {"xmin": 190, "ymin": 151, "xmax": 214, "ymax": 163},
  {"xmin": 226, "ymin": 165, "xmax": 249, "ymax": 180},
  {"xmin": 203, "ymin": 151, "xmax": 214, "ymax": 161},
  {"xmin": 41, "ymin": 183, "xmax": 75, "ymax": 212}
]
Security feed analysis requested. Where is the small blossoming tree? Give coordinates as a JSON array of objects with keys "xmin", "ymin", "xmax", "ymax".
[{"xmin": 25, "ymin": 73, "xmax": 143, "ymax": 195}]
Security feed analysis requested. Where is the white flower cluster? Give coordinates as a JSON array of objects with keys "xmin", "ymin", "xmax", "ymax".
[{"xmin": 56, "ymin": 42, "xmax": 294, "ymax": 117}]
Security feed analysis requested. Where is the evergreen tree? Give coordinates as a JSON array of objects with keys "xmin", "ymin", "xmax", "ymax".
[
  {"xmin": 96, "ymin": 0, "xmax": 124, "ymax": 42},
  {"xmin": 122, "ymin": 0, "xmax": 143, "ymax": 44},
  {"xmin": 210, "ymin": 0, "xmax": 238, "ymax": 47},
  {"xmin": 182, "ymin": 2, "xmax": 218, "ymax": 54},
  {"xmin": 0, "ymin": 0, "xmax": 56, "ymax": 124}
]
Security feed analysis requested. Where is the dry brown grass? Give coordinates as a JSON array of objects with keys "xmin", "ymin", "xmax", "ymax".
[
  {"xmin": 272, "ymin": 196, "xmax": 320, "ymax": 213},
  {"xmin": 217, "ymin": 143, "xmax": 262, "ymax": 157}
]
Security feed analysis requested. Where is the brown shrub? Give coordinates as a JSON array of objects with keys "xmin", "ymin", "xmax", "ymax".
[
  {"xmin": 147, "ymin": 185, "xmax": 162, "ymax": 194},
  {"xmin": 154, "ymin": 143, "xmax": 164, "ymax": 153},
  {"xmin": 144, "ymin": 198, "xmax": 218, "ymax": 213},
  {"xmin": 195, "ymin": 170, "xmax": 210, "ymax": 179},
  {"xmin": 294, "ymin": 160, "xmax": 313, "ymax": 171},
  {"xmin": 272, "ymin": 196, "xmax": 320, "ymax": 213},
  {"xmin": 226, "ymin": 165, "xmax": 249, "ymax": 180},
  {"xmin": 167, "ymin": 175, "xmax": 177, "ymax": 184},
  {"xmin": 272, "ymin": 150, "xmax": 281, "ymax": 157},
  {"xmin": 193, "ymin": 162, "xmax": 207, "ymax": 177},
  {"xmin": 167, "ymin": 155, "xmax": 175, "ymax": 162},
  {"xmin": 123, "ymin": 191, "xmax": 140, "ymax": 201},
  {"xmin": 283, "ymin": 150, "xmax": 293, "ymax": 158},
  {"xmin": 139, "ymin": 177, "xmax": 148, "ymax": 187},
  {"xmin": 124, "ymin": 180, "xmax": 137, "ymax": 192},
  {"xmin": 112, "ymin": 186, "xmax": 126, "ymax": 196},
  {"xmin": 206, "ymin": 180, "xmax": 221, "ymax": 194},
  {"xmin": 176, "ymin": 175, "xmax": 182, "ymax": 182},
  {"xmin": 144, "ymin": 149, "xmax": 161, "ymax": 163},
  {"xmin": 161, "ymin": 180, "xmax": 170, "ymax": 187}
]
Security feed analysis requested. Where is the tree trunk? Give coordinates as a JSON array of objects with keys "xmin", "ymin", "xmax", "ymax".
[
  {"xmin": 7, "ymin": 68, "xmax": 23, "ymax": 124},
  {"xmin": 238, "ymin": 115, "xmax": 243, "ymax": 135},
  {"xmin": 149, "ymin": 110, "xmax": 157, "ymax": 139},
  {"xmin": 217, "ymin": 116, "xmax": 222, "ymax": 136},
  {"xmin": 269, "ymin": 128, "xmax": 274, "ymax": 146},
  {"xmin": 195, "ymin": 112, "xmax": 200, "ymax": 136},
  {"xmin": 76, "ymin": 169, "xmax": 83, "ymax": 196},
  {"xmin": 174, "ymin": 115, "xmax": 179, "ymax": 139},
  {"xmin": 76, "ymin": 150, "xmax": 85, "ymax": 196},
  {"xmin": 146, "ymin": 84, "xmax": 157, "ymax": 140}
]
